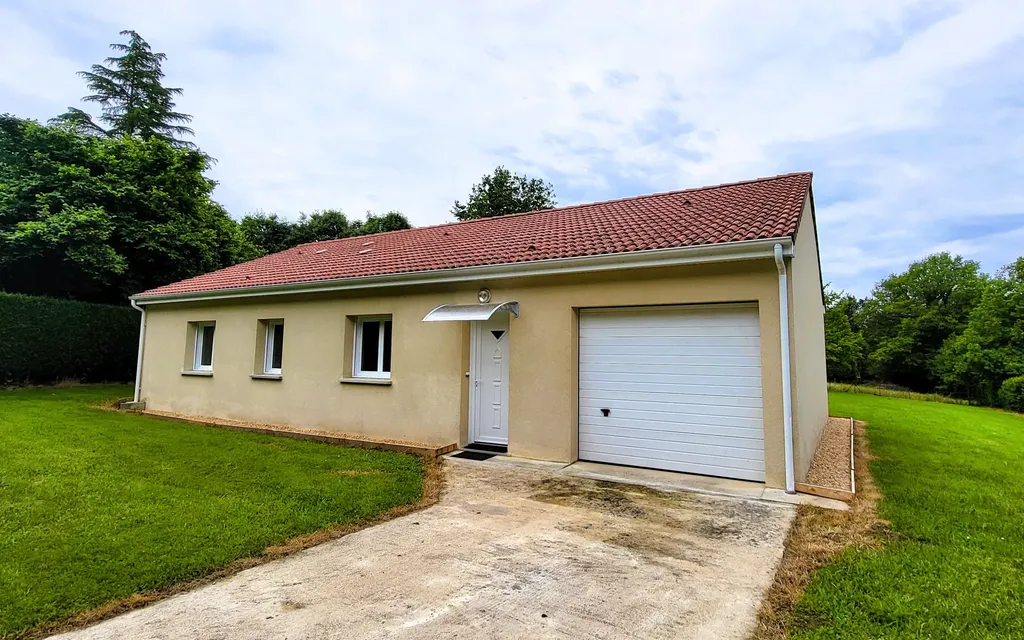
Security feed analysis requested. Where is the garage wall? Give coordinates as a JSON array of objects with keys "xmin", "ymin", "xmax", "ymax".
[
  {"xmin": 140, "ymin": 259, "xmax": 792, "ymax": 488},
  {"xmin": 789, "ymin": 194, "xmax": 829, "ymax": 480},
  {"xmin": 482, "ymin": 261, "xmax": 788, "ymax": 487}
]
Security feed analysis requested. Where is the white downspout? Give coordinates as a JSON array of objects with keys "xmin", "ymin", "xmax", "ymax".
[
  {"xmin": 130, "ymin": 299, "xmax": 147, "ymax": 403},
  {"xmin": 774, "ymin": 244, "xmax": 796, "ymax": 494}
]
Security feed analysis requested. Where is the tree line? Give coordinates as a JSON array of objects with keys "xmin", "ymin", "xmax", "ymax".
[
  {"xmin": 0, "ymin": 31, "xmax": 556, "ymax": 304},
  {"xmin": 825, "ymin": 252, "xmax": 1024, "ymax": 412}
]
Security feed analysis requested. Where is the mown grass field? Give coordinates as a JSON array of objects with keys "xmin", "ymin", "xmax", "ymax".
[
  {"xmin": 0, "ymin": 385, "xmax": 425, "ymax": 638},
  {"xmin": 793, "ymin": 392, "xmax": 1024, "ymax": 639}
]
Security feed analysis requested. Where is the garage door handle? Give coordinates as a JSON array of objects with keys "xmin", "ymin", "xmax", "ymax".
[{"xmin": 601, "ymin": 408, "xmax": 610, "ymax": 417}]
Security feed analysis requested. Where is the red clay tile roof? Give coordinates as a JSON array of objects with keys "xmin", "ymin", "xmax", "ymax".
[{"xmin": 136, "ymin": 172, "xmax": 812, "ymax": 298}]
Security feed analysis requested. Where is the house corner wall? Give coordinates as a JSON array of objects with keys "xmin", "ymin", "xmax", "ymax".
[{"xmin": 789, "ymin": 192, "xmax": 829, "ymax": 481}]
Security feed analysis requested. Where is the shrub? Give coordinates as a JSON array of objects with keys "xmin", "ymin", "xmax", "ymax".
[
  {"xmin": 0, "ymin": 293, "xmax": 138, "ymax": 384},
  {"xmin": 999, "ymin": 376, "xmax": 1024, "ymax": 413}
]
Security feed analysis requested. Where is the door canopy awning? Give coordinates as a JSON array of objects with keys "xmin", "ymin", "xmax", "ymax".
[{"xmin": 422, "ymin": 301, "xmax": 519, "ymax": 322}]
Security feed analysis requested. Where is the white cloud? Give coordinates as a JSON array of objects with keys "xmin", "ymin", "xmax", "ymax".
[
  {"xmin": 0, "ymin": 8, "xmax": 81, "ymax": 103},
  {"xmin": 2, "ymin": 0, "xmax": 1024, "ymax": 295}
]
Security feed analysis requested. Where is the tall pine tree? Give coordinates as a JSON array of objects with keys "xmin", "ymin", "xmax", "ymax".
[{"xmin": 52, "ymin": 30, "xmax": 194, "ymax": 147}]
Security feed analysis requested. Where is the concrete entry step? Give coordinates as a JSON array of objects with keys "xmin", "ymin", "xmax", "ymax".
[
  {"xmin": 564, "ymin": 461, "xmax": 766, "ymax": 500},
  {"xmin": 445, "ymin": 453, "xmax": 848, "ymax": 511},
  {"xmin": 563, "ymin": 461, "xmax": 849, "ymax": 510}
]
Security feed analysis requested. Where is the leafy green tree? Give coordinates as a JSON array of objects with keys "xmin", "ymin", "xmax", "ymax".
[
  {"xmin": 292, "ymin": 209, "xmax": 358, "ymax": 244},
  {"xmin": 52, "ymin": 30, "xmax": 194, "ymax": 146},
  {"xmin": 0, "ymin": 115, "xmax": 253, "ymax": 303},
  {"xmin": 360, "ymin": 210, "xmax": 411, "ymax": 235},
  {"xmin": 0, "ymin": 204, "xmax": 124, "ymax": 301},
  {"xmin": 239, "ymin": 211, "xmax": 296, "ymax": 255},
  {"xmin": 451, "ymin": 166, "xmax": 556, "ymax": 220},
  {"xmin": 824, "ymin": 287, "xmax": 867, "ymax": 381},
  {"xmin": 859, "ymin": 253, "xmax": 987, "ymax": 390},
  {"xmin": 239, "ymin": 209, "xmax": 413, "ymax": 256},
  {"xmin": 935, "ymin": 258, "xmax": 1024, "ymax": 404}
]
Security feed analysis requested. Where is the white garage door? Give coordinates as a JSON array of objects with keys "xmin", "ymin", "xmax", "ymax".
[{"xmin": 578, "ymin": 304, "xmax": 765, "ymax": 482}]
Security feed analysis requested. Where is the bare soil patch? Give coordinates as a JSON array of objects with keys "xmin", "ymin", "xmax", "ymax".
[{"xmin": 530, "ymin": 474, "xmax": 781, "ymax": 548}]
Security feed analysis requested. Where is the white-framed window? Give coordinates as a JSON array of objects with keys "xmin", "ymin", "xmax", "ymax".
[
  {"xmin": 193, "ymin": 322, "xmax": 216, "ymax": 371},
  {"xmin": 263, "ymin": 320, "xmax": 284, "ymax": 375},
  {"xmin": 353, "ymin": 316, "xmax": 392, "ymax": 378}
]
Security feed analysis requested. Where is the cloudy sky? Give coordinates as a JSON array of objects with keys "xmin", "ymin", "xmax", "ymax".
[{"xmin": 2, "ymin": 1, "xmax": 1023, "ymax": 295}]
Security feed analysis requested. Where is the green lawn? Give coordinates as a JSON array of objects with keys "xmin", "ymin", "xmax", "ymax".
[
  {"xmin": 0, "ymin": 385, "xmax": 425, "ymax": 637},
  {"xmin": 794, "ymin": 392, "xmax": 1024, "ymax": 639}
]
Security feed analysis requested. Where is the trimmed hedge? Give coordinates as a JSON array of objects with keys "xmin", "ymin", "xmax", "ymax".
[
  {"xmin": 0, "ymin": 293, "xmax": 139, "ymax": 384},
  {"xmin": 999, "ymin": 376, "xmax": 1024, "ymax": 414}
]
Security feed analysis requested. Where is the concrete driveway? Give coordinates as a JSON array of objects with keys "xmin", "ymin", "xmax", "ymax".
[{"xmin": 55, "ymin": 457, "xmax": 795, "ymax": 640}]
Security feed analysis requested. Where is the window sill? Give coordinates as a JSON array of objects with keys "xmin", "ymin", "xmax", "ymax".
[
  {"xmin": 251, "ymin": 373, "xmax": 283, "ymax": 381},
  {"xmin": 340, "ymin": 377, "xmax": 392, "ymax": 386},
  {"xmin": 181, "ymin": 370, "xmax": 213, "ymax": 377}
]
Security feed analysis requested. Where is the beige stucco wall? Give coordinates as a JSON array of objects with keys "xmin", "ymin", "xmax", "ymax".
[
  {"xmin": 140, "ymin": 288, "xmax": 467, "ymax": 447},
  {"xmin": 788, "ymin": 194, "xmax": 829, "ymax": 480},
  {"xmin": 139, "ymin": 252, "xmax": 825, "ymax": 489}
]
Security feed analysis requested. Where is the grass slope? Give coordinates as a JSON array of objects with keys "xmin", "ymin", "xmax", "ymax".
[
  {"xmin": 0, "ymin": 385, "xmax": 425, "ymax": 637},
  {"xmin": 794, "ymin": 392, "xmax": 1024, "ymax": 639}
]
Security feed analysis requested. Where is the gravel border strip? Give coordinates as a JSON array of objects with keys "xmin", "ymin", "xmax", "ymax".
[{"xmin": 804, "ymin": 416, "xmax": 854, "ymax": 492}]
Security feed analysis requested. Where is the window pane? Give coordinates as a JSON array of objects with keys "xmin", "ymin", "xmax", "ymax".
[
  {"xmin": 360, "ymin": 321, "xmax": 380, "ymax": 372},
  {"xmin": 200, "ymin": 325, "xmax": 215, "ymax": 367},
  {"xmin": 271, "ymin": 323, "xmax": 284, "ymax": 370},
  {"xmin": 382, "ymin": 320, "xmax": 392, "ymax": 372}
]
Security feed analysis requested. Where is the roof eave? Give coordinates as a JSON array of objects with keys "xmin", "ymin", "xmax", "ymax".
[{"xmin": 131, "ymin": 236, "xmax": 795, "ymax": 306}]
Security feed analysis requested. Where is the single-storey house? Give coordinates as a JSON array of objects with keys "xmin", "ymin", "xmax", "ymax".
[{"xmin": 130, "ymin": 172, "xmax": 826, "ymax": 491}]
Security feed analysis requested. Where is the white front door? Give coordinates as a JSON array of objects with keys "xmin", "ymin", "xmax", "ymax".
[{"xmin": 470, "ymin": 313, "xmax": 510, "ymax": 445}]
